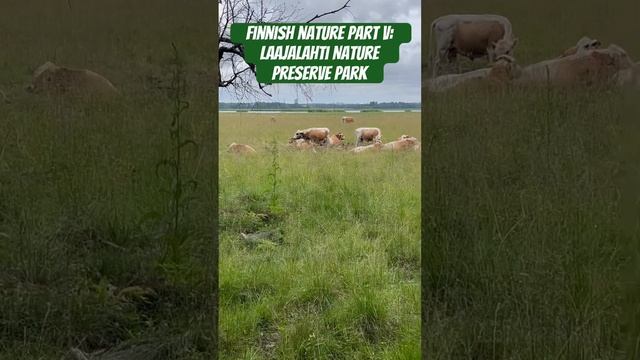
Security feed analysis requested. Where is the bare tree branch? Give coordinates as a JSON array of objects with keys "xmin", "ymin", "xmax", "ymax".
[
  {"xmin": 305, "ymin": 0, "xmax": 351, "ymax": 23},
  {"xmin": 218, "ymin": 0, "xmax": 351, "ymax": 100}
]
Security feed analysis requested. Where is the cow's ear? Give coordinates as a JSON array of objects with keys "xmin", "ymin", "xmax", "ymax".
[{"xmin": 512, "ymin": 38, "xmax": 519, "ymax": 46}]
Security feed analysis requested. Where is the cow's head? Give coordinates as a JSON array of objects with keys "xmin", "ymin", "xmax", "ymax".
[
  {"xmin": 587, "ymin": 39, "xmax": 601, "ymax": 50},
  {"xmin": 493, "ymin": 37, "xmax": 518, "ymax": 57},
  {"xmin": 335, "ymin": 132, "xmax": 345, "ymax": 140},
  {"xmin": 576, "ymin": 37, "xmax": 601, "ymax": 52},
  {"xmin": 293, "ymin": 130, "xmax": 305, "ymax": 140}
]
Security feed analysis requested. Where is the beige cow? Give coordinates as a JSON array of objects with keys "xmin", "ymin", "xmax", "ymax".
[
  {"xmin": 382, "ymin": 136, "xmax": 420, "ymax": 151},
  {"xmin": 227, "ymin": 143, "xmax": 257, "ymax": 155},
  {"xmin": 350, "ymin": 140, "xmax": 383, "ymax": 153},
  {"xmin": 427, "ymin": 55, "xmax": 521, "ymax": 92},
  {"xmin": 27, "ymin": 61, "xmax": 118, "ymax": 97},
  {"xmin": 288, "ymin": 138, "xmax": 317, "ymax": 152},
  {"xmin": 341, "ymin": 116, "xmax": 355, "ymax": 123},
  {"xmin": 516, "ymin": 45, "xmax": 633, "ymax": 87},
  {"xmin": 561, "ymin": 36, "xmax": 601, "ymax": 57}
]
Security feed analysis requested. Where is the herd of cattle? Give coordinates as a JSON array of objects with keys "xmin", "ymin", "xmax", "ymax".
[
  {"xmin": 15, "ymin": 14, "xmax": 639, "ymax": 99},
  {"xmin": 227, "ymin": 123, "xmax": 421, "ymax": 155},
  {"xmin": 427, "ymin": 14, "xmax": 640, "ymax": 92}
]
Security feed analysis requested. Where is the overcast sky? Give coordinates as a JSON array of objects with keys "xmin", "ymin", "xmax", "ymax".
[{"xmin": 220, "ymin": 0, "xmax": 421, "ymax": 104}]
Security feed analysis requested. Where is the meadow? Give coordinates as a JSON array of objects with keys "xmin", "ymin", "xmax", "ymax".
[
  {"xmin": 0, "ymin": 1, "xmax": 216, "ymax": 358},
  {"xmin": 424, "ymin": 0, "xmax": 640, "ymax": 358},
  {"xmin": 218, "ymin": 112, "xmax": 421, "ymax": 359}
]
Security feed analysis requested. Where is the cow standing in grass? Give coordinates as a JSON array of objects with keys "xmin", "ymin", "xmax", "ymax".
[
  {"xmin": 293, "ymin": 127, "xmax": 330, "ymax": 145},
  {"xmin": 354, "ymin": 127, "xmax": 382, "ymax": 147},
  {"xmin": 429, "ymin": 14, "xmax": 518, "ymax": 76}
]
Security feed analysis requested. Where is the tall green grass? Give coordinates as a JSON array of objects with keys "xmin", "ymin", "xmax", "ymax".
[
  {"xmin": 424, "ymin": 84, "xmax": 640, "ymax": 358},
  {"xmin": 0, "ymin": 1, "xmax": 216, "ymax": 358},
  {"xmin": 423, "ymin": 2, "xmax": 640, "ymax": 358},
  {"xmin": 219, "ymin": 113, "xmax": 421, "ymax": 358}
]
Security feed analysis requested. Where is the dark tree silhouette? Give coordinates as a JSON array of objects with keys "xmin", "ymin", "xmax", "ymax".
[{"xmin": 218, "ymin": 0, "xmax": 351, "ymax": 99}]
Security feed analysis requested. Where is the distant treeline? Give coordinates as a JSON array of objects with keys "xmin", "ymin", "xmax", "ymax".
[{"xmin": 220, "ymin": 101, "xmax": 421, "ymax": 111}]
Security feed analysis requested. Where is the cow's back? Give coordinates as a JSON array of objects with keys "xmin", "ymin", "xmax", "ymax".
[
  {"xmin": 454, "ymin": 21, "xmax": 505, "ymax": 56},
  {"xmin": 427, "ymin": 68, "xmax": 491, "ymax": 92},
  {"xmin": 518, "ymin": 51, "xmax": 618, "ymax": 87},
  {"xmin": 33, "ymin": 66, "xmax": 118, "ymax": 96}
]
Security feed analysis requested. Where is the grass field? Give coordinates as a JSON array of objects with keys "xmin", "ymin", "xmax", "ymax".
[
  {"xmin": 0, "ymin": 1, "xmax": 217, "ymax": 358},
  {"xmin": 219, "ymin": 112, "xmax": 421, "ymax": 359},
  {"xmin": 424, "ymin": 1, "xmax": 640, "ymax": 358}
]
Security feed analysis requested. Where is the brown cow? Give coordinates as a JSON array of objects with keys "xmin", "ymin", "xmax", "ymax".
[
  {"xmin": 328, "ymin": 132, "xmax": 345, "ymax": 146},
  {"xmin": 430, "ymin": 14, "xmax": 517, "ymax": 76},
  {"xmin": 452, "ymin": 21, "xmax": 517, "ymax": 62},
  {"xmin": 227, "ymin": 143, "xmax": 257, "ymax": 155},
  {"xmin": 27, "ymin": 61, "xmax": 118, "ymax": 97},
  {"xmin": 293, "ymin": 127, "xmax": 330, "ymax": 145},
  {"xmin": 341, "ymin": 116, "xmax": 355, "ymax": 123},
  {"xmin": 354, "ymin": 127, "xmax": 382, "ymax": 146}
]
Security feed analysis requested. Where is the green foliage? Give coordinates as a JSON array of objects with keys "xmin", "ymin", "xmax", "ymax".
[{"xmin": 155, "ymin": 43, "xmax": 199, "ymax": 266}]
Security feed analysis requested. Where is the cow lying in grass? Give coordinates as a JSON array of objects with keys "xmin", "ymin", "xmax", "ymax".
[
  {"xmin": 227, "ymin": 143, "xmax": 257, "ymax": 155},
  {"xmin": 27, "ymin": 61, "xmax": 118, "ymax": 97},
  {"xmin": 328, "ymin": 132, "xmax": 345, "ymax": 147},
  {"xmin": 516, "ymin": 44, "xmax": 634, "ymax": 87},
  {"xmin": 427, "ymin": 55, "xmax": 521, "ymax": 92},
  {"xmin": 560, "ymin": 36, "xmax": 601, "ymax": 57},
  {"xmin": 350, "ymin": 139, "xmax": 383, "ymax": 153},
  {"xmin": 288, "ymin": 138, "xmax": 317, "ymax": 152},
  {"xmin": 382, "ymin": 135, "xmax": 421, "ymax": 151}
]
